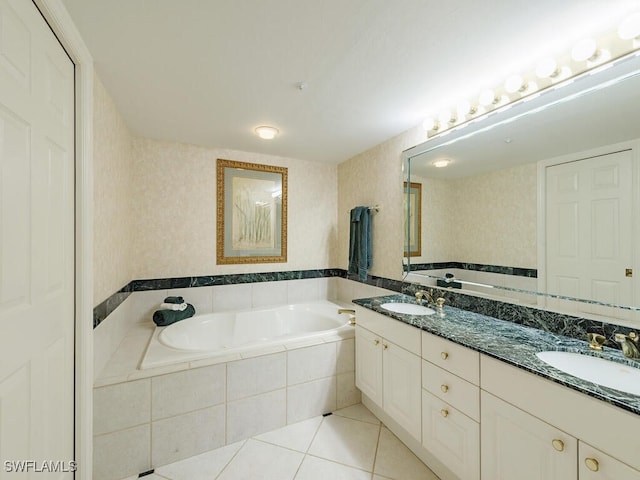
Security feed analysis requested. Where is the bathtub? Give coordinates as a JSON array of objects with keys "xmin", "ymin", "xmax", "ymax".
[{"xmin": 140, "ymin": 300, "xmax": 355, "ymax": 369}]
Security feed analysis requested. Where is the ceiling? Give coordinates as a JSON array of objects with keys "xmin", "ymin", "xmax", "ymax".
[{"xmin": 61, "ymin": 0, "xmax": 640, "ymax": 164}]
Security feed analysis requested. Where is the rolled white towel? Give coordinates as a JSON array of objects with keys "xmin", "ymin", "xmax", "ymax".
[{"xmin": 160, "ymin": 302, "xmax": 188, "ymax": 311}]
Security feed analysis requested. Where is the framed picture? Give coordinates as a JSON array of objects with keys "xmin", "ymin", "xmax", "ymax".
[
  {"xmin": 404, "ymin": 181, "xmax": 422, "ymax": 257},
  {"xmin": 216, "ymin": 159, "xmax": 288, "ymax": 264}
]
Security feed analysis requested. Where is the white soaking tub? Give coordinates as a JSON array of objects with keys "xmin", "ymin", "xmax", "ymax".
[{"xmin": 140, "ymin": 300, "xmax": 355, "ymax": 369}]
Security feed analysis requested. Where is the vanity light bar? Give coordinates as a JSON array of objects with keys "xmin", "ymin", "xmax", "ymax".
[{"xmin": 423, "ymin": 13, "xmax": 640, "ymax": 138}]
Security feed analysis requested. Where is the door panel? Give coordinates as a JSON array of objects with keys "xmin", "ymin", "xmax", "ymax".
[{"xmin": 0, "ymin": 0, "xmax": 74, "ymax": 477}]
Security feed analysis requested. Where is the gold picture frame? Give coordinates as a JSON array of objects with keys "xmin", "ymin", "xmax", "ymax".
[
  {"xmin": 404, "ymin": 181, "xmax": 422, "ymax": 257},
  {"xmin": 216, "ymin": 159, "xmax": 288, "ymax": 264}
]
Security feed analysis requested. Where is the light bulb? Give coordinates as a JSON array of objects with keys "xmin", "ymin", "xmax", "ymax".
[
  {"xmin": 438, "ymin": 110, "xmax": 456, "ymax": 125},
  {"xmin": 571, "ymin": 38, "xmax": 598, "ymax": 62},
  {"xmin": 422, "ymin": 117, "xmax": 438, "ymax": 131},
  {"xmin": 536, "ymin": 58, "xmax": 559, "ymax": 78},
  {"xmin": 618, "ymin": 12, "xmax": 640, "ymax": 40},
  {"xmin": 456, "ymin": 100, "xmax": 475, "ymax": 118},
  {"xmin": 479, "ymin": 89, "xmax": 497, "ymax": 106},
  {"xmin": 505, "ymin": 74, "xmax": 525, "ymax": 93}
]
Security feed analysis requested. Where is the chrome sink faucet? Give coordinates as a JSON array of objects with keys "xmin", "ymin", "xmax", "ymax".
[{"xmin": 614, "ymin": 332, "xmax": 640, "ymax": 359}]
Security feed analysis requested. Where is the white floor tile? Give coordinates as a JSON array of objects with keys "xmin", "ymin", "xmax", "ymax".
[
  {"xmin": 154, "ymin": 441, "xmax": 244, "ymax": 480},
  {"xmin": 294, "ymin": 455, "xmax": 371, "ymax": 480},
  {"xmin": 254, "ymin": 416, "xmax": 323, "ymax": 452},
  {"xmin": 373, "ymin": 427, "xmax": 439, "ymax": 480},
  {"xmin": 333, "ymin": 403, "xmax": 380, "ymax": 425},
  {"xmin": 216, "ymin": 439, "xmax": 304, "ymax": 480},
  {"xmin": 307, "ymin": 414, "xmax": 380, "ymax": 471}
]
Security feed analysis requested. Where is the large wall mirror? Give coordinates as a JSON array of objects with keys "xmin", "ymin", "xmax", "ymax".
[{"xmin": 404, "ymin": 53, "xmax": 640, "ymax": 321}]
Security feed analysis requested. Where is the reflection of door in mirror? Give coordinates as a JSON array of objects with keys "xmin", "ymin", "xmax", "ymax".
[{"xmin": 543, "ymin": 149, "xmax": 635, "ymax": 320}]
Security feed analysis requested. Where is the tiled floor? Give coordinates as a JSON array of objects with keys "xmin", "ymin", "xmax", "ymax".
[{"xmin": 122, "ymin": 404, "xmax": 439, "ymax": 480}]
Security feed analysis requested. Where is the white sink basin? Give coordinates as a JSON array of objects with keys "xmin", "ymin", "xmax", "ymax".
[
  {"xmin": 536, "ymin": 351, "xmax": 640, "ymax": 396},
  {"xmin": 380, "ymin": 302, "xmax": 435, "ymax": 316}
]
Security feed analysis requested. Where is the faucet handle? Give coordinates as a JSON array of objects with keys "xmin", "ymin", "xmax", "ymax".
[
  {"xmin": 435, "ymin": 297, "xmax": 446, "ymax": 308},
  {"xmin": 587, "ymin": 332, "xmax": 606, "ymax": 351}
]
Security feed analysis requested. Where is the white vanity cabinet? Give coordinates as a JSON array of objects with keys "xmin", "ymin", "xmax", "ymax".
[
  {"xmin": 481, "ymin": 355, "xmax": 640, "ymax": 480},
  {"xmin": 421, "ymin": 332, "xmax": 480, "ymax": 480},
  {"xmin": 481, "ymin": 390, "xmax": 578, "ymax": 479},
  {"xmin": 354, "ymin": 308, "xmax": 421, "ymax": 441}
]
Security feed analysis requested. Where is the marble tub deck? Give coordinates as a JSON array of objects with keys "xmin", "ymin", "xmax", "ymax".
[{"xmin": 354, "ymin": 294, "xmax": 640, "ymax": 416}]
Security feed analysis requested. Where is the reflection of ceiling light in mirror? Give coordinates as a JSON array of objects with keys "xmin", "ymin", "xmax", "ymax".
[
  {"xmin": 432, "ymin": 159, "xmax": 451, "ymax": 168},
  {"xmin": 618, "ymin": 12, "xmax": 640, "ymax": 40},
  {"xmin": 255, "ymin": 125, "xmax": 279, "ymax": 139},
  {"xmin": 571, "ymin": 38, "xmax": 598, "ymax": 62},
  {"xmin": 271, "ymin": 189, "xmax": 282, "ymax": 198}
]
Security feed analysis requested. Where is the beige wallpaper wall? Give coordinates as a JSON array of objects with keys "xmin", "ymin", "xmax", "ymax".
[
  {"xmin": 337, "ymin": 126, "xmax": 424, "ymax": 280},
  {"xmin": 452, "ymin": 162, "xmax": 537, "ymax": 268},
  {"xmin": 93, "ymin": 75, "xmax": 134, "ymax": 305},
  {"xmin": 131, "ymin": 138, "xmax": 338, "ymax": 280}
]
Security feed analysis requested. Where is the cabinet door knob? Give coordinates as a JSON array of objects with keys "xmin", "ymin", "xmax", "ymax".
[
  {"xmin": 551, "ymin": 439, "xmax": 564, "ymax": 452},
  {"xmin": 383, "ymin": 343, "xmax": 389, "ymax": 350},
  {"xmin": 440, "ymin": 384, "xmax": 449, "ymax": 393},
  {"xmin": 373, "ymin": 339, "xmax": 380, "ymax": 346},
  {"xmin": 440, "ymin": 409, "xmax": 449, "ymax": 417},
  {"xmin": 585, "ymin": 457, "xmax": 599, "ymax": 472},
  {"xmin": 441, "ymin": 352, "xmax": 449, "ymax": 360}
]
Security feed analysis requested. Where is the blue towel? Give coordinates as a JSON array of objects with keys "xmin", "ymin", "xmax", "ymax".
[{"xmin": 348, "ymin": 206, "xmax": 372, "ymax": 281}]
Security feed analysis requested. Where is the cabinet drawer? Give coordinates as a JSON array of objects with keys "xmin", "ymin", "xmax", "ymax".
[
  {"xmin": 422, "ymin": 390, "xmax": 479, "ymax": 480},
  {"xmin": 579, "ymin": 441, "xmax": 640, "ymax": 480},
  {"xmin": 422, "ymin": 332, "xmax": 479, "ymax": 384},
  {"xmin": 355, "ymin": 307, "xmax": 421, "ymax": 355},
  {"xmin": 422, "ymin": 360, "xmax": 479, "ymax": 421}
]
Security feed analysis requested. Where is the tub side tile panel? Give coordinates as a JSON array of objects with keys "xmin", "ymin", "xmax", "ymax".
[
  {"xmin": 226, "ymin": 389, "xmax": 286, "ymax": 444},
  {"xmin": 151, "ymin": 364, "xmax": 226, "ymax": 420},
  {"xmin": 94, "ymin": 379, "xmax": 151, "ymax": 435},
  {"xmin": 227, "ymin": 353, "xmax": 286, "ymax": 402},
  {"xmin": 336, "ymin": 339, "xmax": 355, "ymax": 375},
  {"xmin": 287, "ymin": 376, "xmax": 337, "ymax": 424},
  {"xmin": 151, "ymin": 404, "xmax": 226, "ymax": 467},
  {"xmin": 252, "ymin": 281, "xmax": 288, "ymax": 308},
  {"xmin": 212, "ymin": 284, "xmax": 252, "ymax": 312},
  {"xmin": 286, "ymin": 278, "xmax": 320, "ymax": 303},
  {"xmin": 93, "ymin": 425, "xmax": 151, "ymax": 480},
  {"xmin": 337, "ymin": 371, "xmax": 361, "ymax": 409},
  {"xmin": 287, "ymin": 343, "xmax": 337, "ymax": 385}
]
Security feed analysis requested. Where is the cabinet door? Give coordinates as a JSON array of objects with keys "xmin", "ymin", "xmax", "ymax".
[
  {"xmin": 382, "ymin": 339, "xmax": 421, "ymax": 441},
  {"xmin": 579, "ymin": 441, "xmax": 640, "ymax": 480},
  {"xmin": 355, "ymin": 325, "xmax": 382, "ymax": 406},
  {"xmin": 422, "ymin": 390, "xmax": 479, "ymax": 480},
  {"xmin": 481, "ymin": 391, "xmax": 577, "ymax": 480}
]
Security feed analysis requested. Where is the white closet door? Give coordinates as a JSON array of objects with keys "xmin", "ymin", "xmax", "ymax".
[
  {"xmin": 546, "ymin": 150, "xmax": 634, "ymax": 316},
  {"xmin": 0, "ymin": 0, "xmax": 75, "ymax": 476}
]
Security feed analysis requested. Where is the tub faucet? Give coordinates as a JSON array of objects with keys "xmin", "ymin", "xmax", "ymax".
[
  {"xmin": 338, "ymin": 309, "xmax": 356, "ymax": 325},
  {"xmin": 614, "ymin": 332, "xmax": 640, "ymax": 359}
]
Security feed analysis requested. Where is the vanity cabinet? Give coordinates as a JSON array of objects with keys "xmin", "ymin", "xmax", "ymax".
[
  {"xmin": 354, "ymin": 311, "xmax": 421, "ymax": 441},
  {"xmin": 481, "ymin": 390, "xmax": 577, "ymax": 479},
  {"xmin": 421, "ymin": 332, "xmax": 480, "ymax": 480},
  {"xmin": 481, "ymin": 354, "xmax": 640, "ymax": 479}
]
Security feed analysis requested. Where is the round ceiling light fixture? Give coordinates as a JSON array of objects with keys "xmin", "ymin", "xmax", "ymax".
[
  {"xmin": 255, "ymin": 125, "xmax": 279, "ymax": 140},
  {"xmin": 432, "ymin": 158, "xmax": 451, "ymax": 168}
]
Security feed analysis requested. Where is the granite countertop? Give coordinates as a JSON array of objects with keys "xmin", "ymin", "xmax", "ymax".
[{"xmin": 353, "ymin": 294, "xmax": 640, "ymax": 416}]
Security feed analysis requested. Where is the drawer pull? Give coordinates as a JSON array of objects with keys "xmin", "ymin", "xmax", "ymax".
[
  {"xmin": 551, "ymin": 439, "xmax": 564, "ymax": 452},
  {"xmin": 585, "ymin": 458, "xmax": 599, "ymax": 472},
  {"xmin": 373, "ymin": 339, "xmax": 380, "ymax": 346},
  {"xmin": 440, "ymin": 384, "xmax": 449, "ymax": 393},
  {"xmin": 440, "ymin": 409, "xmax": 449, "ymax": 417},
  {"xmin": 441, "ymin": 352, "xmax": 449, "ymax": 360},
  {"xmin": 383, "ymin": 343, "xmax": 389, "ymax": 350}
]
